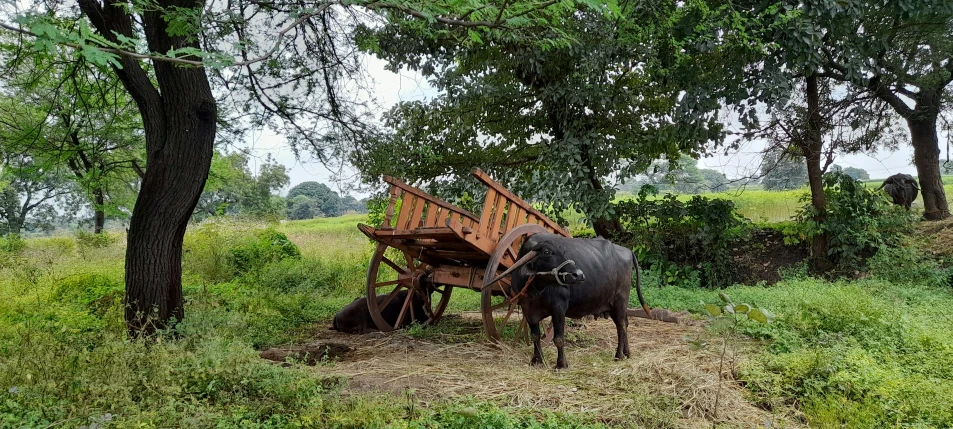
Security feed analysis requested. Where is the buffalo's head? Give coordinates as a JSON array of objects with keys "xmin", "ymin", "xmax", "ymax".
[{"xmin": 489, "ymin": 234, "xmax": 586, "ymax": 295}]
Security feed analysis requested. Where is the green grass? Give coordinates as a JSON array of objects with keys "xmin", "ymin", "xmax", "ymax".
[
  {"xmin": 3, "ymin": 214, "xmax": 953, "ymax": 427},
  {"xmin": 0, "ymin": 220, "xmax": 604, "ymax": 428},
  {"xmin": 637, "ymin": 275, "xmax": 953, "ymax": 428},
  {"xmin": 611, "ymin": 178, "xmax": 953, "ymax": 225}
]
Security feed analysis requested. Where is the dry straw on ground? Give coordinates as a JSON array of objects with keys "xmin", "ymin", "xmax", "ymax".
[{"xmin": 301, "ymin": 313, "xmax": 804, "ymax": 429}]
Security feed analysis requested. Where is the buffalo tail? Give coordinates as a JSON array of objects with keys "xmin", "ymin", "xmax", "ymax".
[{"xmin": 632, "ymin": 250, "xmax": 652, "ymax": 319}]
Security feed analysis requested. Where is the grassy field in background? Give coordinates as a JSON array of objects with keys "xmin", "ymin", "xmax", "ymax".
[
  {"xmin": 613, "ymin": 180, "xmax": 953, "ymax": 223},
  {"xmin": 1, "ymin": 209, "xmax": 953, "ymax": 427}
]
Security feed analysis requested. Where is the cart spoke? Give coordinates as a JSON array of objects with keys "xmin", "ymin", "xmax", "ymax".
[
  {"xmin": 373, "ymin": 279, "xmax": 402, "ymax": 288},
  {"xmin": 395, "ymin": 292, "xmax": 413, "ymax": 328},
  {"xmin": 379, "ymin": 285, "xmax": 406, "ymax": 309},
  {"xmin": 381, "ymin": 255, "xmax": 407, "ymax": 274},
  {"xmin": 489, "ymin": 301, "xmax": 510, "ymax": 311}
]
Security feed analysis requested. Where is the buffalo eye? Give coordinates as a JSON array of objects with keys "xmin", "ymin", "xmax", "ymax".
[{"xmin": 542, "ymin": 248, "xmax": 552, "ymax": 255}]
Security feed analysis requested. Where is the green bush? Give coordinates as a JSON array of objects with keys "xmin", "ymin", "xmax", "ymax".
[
  {"xmin": 74, "ymin": 230, "xmax": 118, "ymax": 252},
  {"xmin": 867, "ymin": 242, "xmax": 943, "ymax": 285},
  {"xmin": 784, "ymin": 172, "xmax": 914, "ymax": 272},
  {"xmin": 229, "ymin": 229, "xmax": 301, "ymax": 275},
  {"xmin": 52, "ymin": 273, "xmax": 124, "ymax": 317},
  {"xmin": 616, "ymin": 187, "xmax": 751, "ymax": 288},
  {"xmin": 0, "ymin": 233, "xmax": 25, "ymax": 254},
  {"xmin": 184, "ymin": 222, "xmax": 302, "ymax": 282},
  {"xmin": 184, "ymin": 220, "xmax": 239, "ymax": 283},
  {"xmin": 254, "ymin": 257, "xmax": 358, "ymax": 293}
]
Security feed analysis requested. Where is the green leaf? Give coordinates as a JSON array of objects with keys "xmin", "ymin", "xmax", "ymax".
[
  {"xmin": 734, "ymin": 304, "xmax": 750, "ymax": 314},
  {"xmin": 718, "ymin": 292, "xmax": 731, "ymax": 303},
  {"xmin": 467, "ymin": 29, "xmax": 483, "ymax": 44},
  {"xmin": 747, "ymin": 308, "xmax": 774, "ymax": 324},
  {"xmin": 703, "ymin": 304, "xmax": 722, "ymax": 317}
]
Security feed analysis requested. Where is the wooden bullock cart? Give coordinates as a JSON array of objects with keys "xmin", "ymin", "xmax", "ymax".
[{"xmin": 356, "ymin": 168, "xmax": 569, "ymax": 340}]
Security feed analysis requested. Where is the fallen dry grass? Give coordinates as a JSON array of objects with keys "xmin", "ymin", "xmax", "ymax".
[
  {"xmin": 916, "ymin": 216, "xmax": 953, "ymax": 258},
  {"xmin": 302, "ymin": 314, "xmax": 804, "ymax": 429}
]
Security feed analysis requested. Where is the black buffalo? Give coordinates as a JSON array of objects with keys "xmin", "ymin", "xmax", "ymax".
[
  {"xmin": 331, "ymin": 290, "xmax": 428, "ymax": 334},
  {"xmin": 879, "ymin": 173, "xmax": 919, "ymax": 210},
  {"xmin": 490, "ymin": 233, "xmax": 651, "ymax": 369}
]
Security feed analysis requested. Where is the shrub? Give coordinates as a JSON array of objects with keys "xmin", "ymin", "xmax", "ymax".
[
  {"xmin": 74, "ymin": 230, "xmax": 117, "ymax": 252},
  {"xmin": 229, "ymin": 229, "xmax": 301, "ymax": 275},
  {"xmin": 52, "ymin": 273, "xmax": 124, "ymax": 317},
  {"xmin": 867, "ymin": 242, "xmax": 942, "ymax": 285},
  {"xmin": 366, "ymin": 192, "xmax": 401, "ymax": 229},
  {"xmin": 784, "ymin": 172, "xmax": 914, "ymax": 272},
  {"xmin": 183, "ymin": 221, "xmax": 237, "ymax": 283},
  {"xmin": 616, "ymin": 187, "xmax": 751, "ymax": 288},
  {"xmin": 0, "ymin": 233, "xmax": 25, "ymax": 254}
]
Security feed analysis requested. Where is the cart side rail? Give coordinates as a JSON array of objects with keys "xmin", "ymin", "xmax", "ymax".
[
  {"xmin": 382, "ymin": 175, "xmax": 480, "ymax": 231},
  {"xmin": 470, "ymin": 168, "xmax": 571, "ymax": 241}
]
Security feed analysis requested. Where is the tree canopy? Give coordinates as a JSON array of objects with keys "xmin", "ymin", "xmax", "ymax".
[
  {"xmin": 193, "ymin": 152, "xmax": 289, "ymax": 221},
  {"xmin": 353, "ymin": 1, "xmax": 759, "ymax": 235}
]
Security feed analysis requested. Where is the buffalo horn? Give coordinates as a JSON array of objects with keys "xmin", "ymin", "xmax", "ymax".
[{"xmin": 485, "ymin": 250, "xmax": 538, "ymax": 287}]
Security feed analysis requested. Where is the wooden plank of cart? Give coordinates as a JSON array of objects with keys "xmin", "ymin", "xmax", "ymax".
[{"xmin": 356, "ymin": 168, "xmax": 570, "ymax": 341}]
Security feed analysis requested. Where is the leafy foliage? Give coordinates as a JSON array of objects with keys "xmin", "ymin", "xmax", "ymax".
[
  {"xmin": 623, "ymin": 156, "xmax": 732, "ymax": 195},
  {"xmin": 354, "ymin": 2, "xmax": 754, "ymax": 228},
  {"xmin": 228, "ymin": 229, "xmax": 301, "ymax": 276},
  {"xmin": 760, "ymin": 148, "xmax": 808, "ymax": 191},
  {"xmin": 784, "ymin": 171, "xmax": 914, "ymax": 271},
  {"xmin": 193, "ymin": 152, "xmax": 289, "ymax": 221},
  {"xmin": 616, "ymin": 188, "xmax": 751, "ymax": 288},
  {"xmin": 0, "ymin": 41, "xmax": 145, "ymax": 232},
  {"xmin": 286, "ymin": 181, "xmax": 365, "ymax": 218}
]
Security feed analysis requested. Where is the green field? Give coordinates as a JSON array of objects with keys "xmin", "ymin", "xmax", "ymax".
[
  {"xmin": 613, "ymin": 180, "xmax": 953, "ymax": 224},
  {"xmin": 1, "ymin": 213, "xmax": 952, "ymax": 428}
]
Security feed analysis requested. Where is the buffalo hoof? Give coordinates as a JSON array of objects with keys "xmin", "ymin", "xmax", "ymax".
[
  {"xmin": 555, "ymin": 361, "xmax": 568, "ymax": 369},
  {"xmin": 531, "ymin": 357, "xmax": 543, "ymax": 366}
]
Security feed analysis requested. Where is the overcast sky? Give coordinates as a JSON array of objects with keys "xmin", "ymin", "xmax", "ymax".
[{"xmin": 240, "ymin": 55, "xmax": 939, "ymax": 198}]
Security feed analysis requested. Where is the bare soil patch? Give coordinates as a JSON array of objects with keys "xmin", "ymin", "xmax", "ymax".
[
  {"xmin": 293, "ymin": 313, "xmax": 803, "ymax": 428},
  {"xmin": 733, "ymin": 229, "xmax": 808, "ymax": 285}
]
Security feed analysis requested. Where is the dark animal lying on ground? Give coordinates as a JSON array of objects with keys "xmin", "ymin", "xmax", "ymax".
[
  {"xmin": 879, "ymin": 173, "xmax": 919, "ymax": 210},
  {"xmin": 625, "ymin": 308, "xmax": 684, "ymax": 323},
  {"xmin": 331, "ymin": 290, "xmax": 428, "ymax": 334},
  {"xmin": 489, "ymin": 233, "xmax": 651, "ymax": 369}
]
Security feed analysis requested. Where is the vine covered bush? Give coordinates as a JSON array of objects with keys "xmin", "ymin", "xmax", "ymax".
[
  {"xmin": 784, "ymin": 172, "xmax": 914, "ymax": 272},
  {"xmin": 616, "ymin": 187, "xmax": 751, "ymax": 288}
]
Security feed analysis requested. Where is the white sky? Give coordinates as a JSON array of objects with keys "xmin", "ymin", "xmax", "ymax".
[{"xmin": 241, "ymin": 55, "xmax": 936, "ymax": 198}]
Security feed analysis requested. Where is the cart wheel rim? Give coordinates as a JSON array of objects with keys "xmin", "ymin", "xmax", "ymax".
[
  {"xmin": 481, "ymin": 224, "xmax": 550, "ymax": 342},
  {"xmin": 365, "ymin": 243, "xmax": 451, "ymax": 331}
]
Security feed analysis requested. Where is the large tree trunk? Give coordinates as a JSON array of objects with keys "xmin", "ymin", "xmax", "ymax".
[
  {"xmin": 93, "ymin": 188, "xmax": 105, "ymax": 234},
  {"xmin": 909, "ymin": 116, "xmax": 950, "ymax": 220},
  {"xmin": 124, "ymin": 85, "xmax": 215, "ymax": 335},
  {"xmin": 802, "ymin": 75, "xmax": 830, "ymax": 271},
  {"xmin": 79, "ymin": 0, "xmax": 217, "ymax": 336},
  {"xmin": 124, "ymin": 71, "xmax": 216, "ymax": 336}
]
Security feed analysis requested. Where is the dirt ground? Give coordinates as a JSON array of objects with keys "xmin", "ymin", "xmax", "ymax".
[
  {"xmin": 270, "ymin": 313, "xmax": 804, "ymax": 429},
  {"xmin": 733, "ymin": 229, "xmax": 808, "ymax": 285}
]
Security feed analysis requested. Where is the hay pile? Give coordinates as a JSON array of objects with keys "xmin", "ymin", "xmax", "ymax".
[
  {"xmin": 917, "ymin": 217, "xmax": 953, "ymax": 259},
  {"xmin": 302, "ymin": 314, "xmax": 803, "ymax": 428}
]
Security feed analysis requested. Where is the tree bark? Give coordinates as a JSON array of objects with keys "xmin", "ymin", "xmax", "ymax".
[
  {"xmin": 79, "ymin": 0, "xmax": 216, "ymax": 336},
  {"xmin": 908, "ymin": 115, "xmax": 950, "ymax": 220},
  {"xmin": 802, "ymin": 75, "xmax": 831, "ymax": 272}
]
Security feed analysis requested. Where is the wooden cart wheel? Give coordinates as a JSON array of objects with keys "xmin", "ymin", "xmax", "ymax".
[
  {"xmin": 482, "ymin": 224, "xmax": 551, "ymax": 342},
  {"xmin": 366, "ymin": 243, "xmax": 453, "ymax": 331}
]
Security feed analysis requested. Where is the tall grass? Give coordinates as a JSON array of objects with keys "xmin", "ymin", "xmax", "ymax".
[
  {"xmin": 3, "ymin": 211, "xmax": 953, "ymax": 427},
  {"xmin": 0, "ymin": 218, "xmax": 603, "ymax": 428}
]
